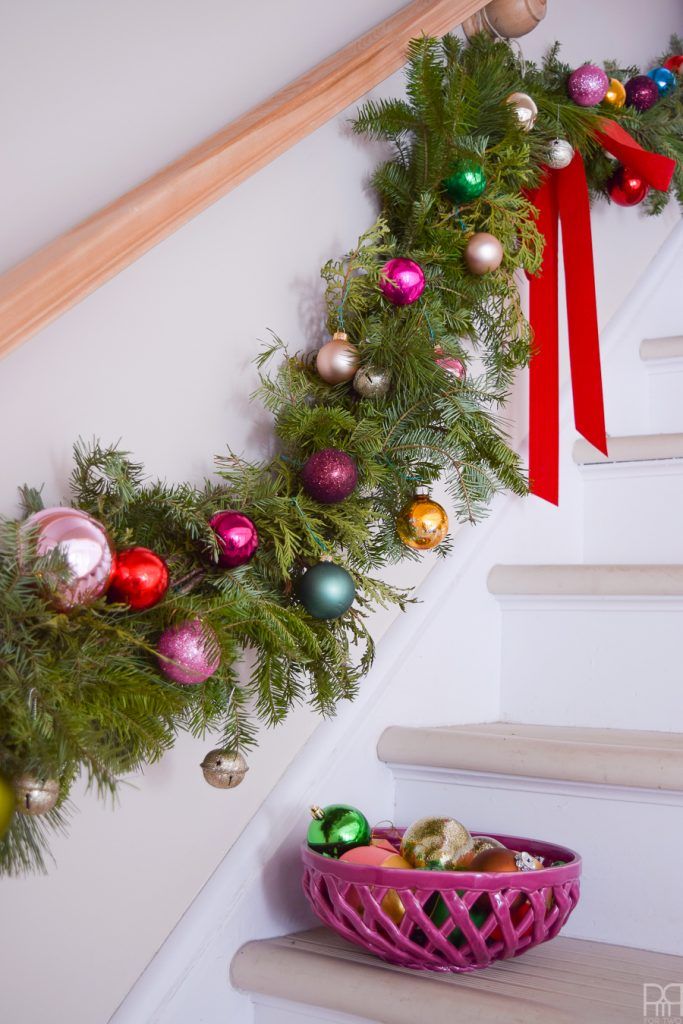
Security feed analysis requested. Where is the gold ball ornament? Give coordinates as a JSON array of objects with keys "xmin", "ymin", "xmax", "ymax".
[
  {"xmin": 0, "ymin": 776, "xmax": 16, "ymax": 838},
  {"xmin": 200, "ymin": 749, "xmax": 249, "ymax": 789},
  {"xmin": 604, "ymin": 77, "xmax": 627, "ymax": 109},
  {"xmin": 13, "ymin": 774, "xmax": 60, "ymax": 815},
  {"xmin": 464, "ymin": 232, "xmax": 504, "ymax": 275},
  {"xmin": 506, "ymin": 91, "xmax": 538, "ymax": 131},
  {"xmin": 545, "ymin": 138, "xmax": 575, "ymax": 170},
  {"xmin": 316, "ymin": 331, "xmax": 360, "ymax": 384},
  {"xmin": 401, "ymin": 816, "xmax": 472, "ymax": 871},
  {"xmin": 353, "ymin": 366, "xmax": 391, "ymax": 398},
  {"xmin": 396, "ymin": 490, "xmax": 449, "ymax": 551}
]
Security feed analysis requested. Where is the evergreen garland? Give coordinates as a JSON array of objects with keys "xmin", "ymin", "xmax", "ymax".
[{"xmin": 1, "ymin": 34, "xmax": 681, "ymax": 876}]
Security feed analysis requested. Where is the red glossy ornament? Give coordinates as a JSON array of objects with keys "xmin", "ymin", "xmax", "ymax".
[
  {"xmin": 210, "ymin": 511, "xmax": 259, "ymax": 568},
  {"xmin": 663, "ymin": 55, "xmax": 683, "ymax": 75},
  {"xmin": 607, "ymin": 166, "xmax": 650, "ymax": 207},
  {"xmin": 108, "ymin": 547, "xmax": 169, "ymax": 610}
]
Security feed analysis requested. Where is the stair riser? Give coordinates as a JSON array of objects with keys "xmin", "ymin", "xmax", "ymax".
[
  {"xmin": 391, "ymin": 766, "xmax": 683, "ymax": 955},
  {"xmin": 645, "ymin": 360, "xmax": 683, "ymax": 433},
  {"xmin": 254, "ymin": 999, "xmax": 371, "ymax": 1024},
  {"xmin": 496, "ymin": 598, "xmax": 683, "ymax": 731},
  {"xmin": 579, "ymin": 462, "xmax": 683, "ymax": 562}
]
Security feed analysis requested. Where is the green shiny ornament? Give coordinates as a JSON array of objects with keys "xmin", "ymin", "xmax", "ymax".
[
  {"xmin": 0, "ymin": 776, "xmax": 16, "ymax": 839},
  {"xmin": 297, "ymin": 561, "xmax": 355, "ymax": 620},
  {"xmin": 442, "ymin": 159, "xmax": 486, "ymax": 203},
  {"xmin": 307, "ymin": 803, "xmax": 371, "ymax": 857}
]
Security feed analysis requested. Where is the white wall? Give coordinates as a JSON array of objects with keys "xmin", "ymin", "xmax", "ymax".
[{"xmin": 0, "ymin": 2, "xmax": 680, "ymax": 1023}]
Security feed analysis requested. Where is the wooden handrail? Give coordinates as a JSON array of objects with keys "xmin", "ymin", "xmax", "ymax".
[{"xmin": 0, "ymin": 0, "xmax": 488, "ymax": 361}]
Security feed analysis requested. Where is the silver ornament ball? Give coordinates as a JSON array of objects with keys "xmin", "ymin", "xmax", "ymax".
[
  {"xmin": 353, "ymin": 365, "xmax": 391, "ymax": 398},
  {"xmin": 200, "ymin": 749, "xmax": 249, "ymax": 789},
  {"xmin": 14, "ymin": 774, "xmax": 60, "ymax": 815},
  {"xmin": 506, "ymin": 91, "xmax": 538, "ymax": 131},
  {"xmin": 546, "ymin": 138, "xmax": 575, "ymax": 170},
  {"xmin": 315, "ymin": 331, "xmax": 360, "ymax": 384},
  {"xmin": 464, "ymin": 232, "xmax": 504, "ymax": 275}
]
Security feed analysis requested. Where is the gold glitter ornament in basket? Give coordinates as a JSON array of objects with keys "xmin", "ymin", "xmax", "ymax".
[{"xmin": 401, "ymin": 815, "xmax": 472, "ymax": 870}]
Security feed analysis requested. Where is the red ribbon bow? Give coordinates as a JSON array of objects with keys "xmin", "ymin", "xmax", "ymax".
[{"xmin": 525, "ymin": 119, "xmax": 675, "ymax": 505}]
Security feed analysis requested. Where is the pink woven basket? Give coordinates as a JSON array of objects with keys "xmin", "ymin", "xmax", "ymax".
[{"xmin": 302, "ymin": 828, "xmax": 581, "ymax": 972}]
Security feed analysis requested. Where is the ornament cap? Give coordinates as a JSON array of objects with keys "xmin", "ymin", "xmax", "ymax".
[
  {"xmin": 414, "ymin": 484, "xmax": 431, "ymax": 497},
  {"xmin": 331, "ymin": 330, "xmax": 348, "ymax": 343},
  {"xmin": 310, "ymin": 805, "xmax": 325, "ymax": 820}
]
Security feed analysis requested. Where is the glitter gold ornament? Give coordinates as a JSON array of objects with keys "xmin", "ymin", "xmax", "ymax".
[
  {"xmin": 200, "ymin": 749, "xmax": 249, "ymax": 789},
  {"xmin": 604, "ymin": 77, "xmax": 626, "ymax": 108},
  {"xmin": 464, "ymin": 232, "xmax": 504, "ymax": 275},
  {"xmin": 13, "ymin": 774, "xmax": 60, "ymax": 815},
  {"xmin": 353, "ymin": 366, "xmax": 391, "ymax": 398},
  {"xmin": 396, "ymin": 489, "xmax": 449, "ymax": 552},
  {"xmin": 506, "ymin": 91, "xmax": 538, "ymax": 131},
  {"xmin": 401, "ymin": 816, "xmax": 472, "ymax": 871},
  {"xmin": 545, "ymin": 138, "xmax": 574, "ymax": 170},
  {"xmin": 316, "ymin": 331, "xmax": 360, "ymax": 384}
]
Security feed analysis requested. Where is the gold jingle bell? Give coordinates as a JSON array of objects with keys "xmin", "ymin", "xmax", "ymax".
[
  {"xmin": 200, "ymin": 749, "xmax": 249, "ymax": 789},
  {"xmin": 316, "ymin": 331, "xmax": 360, "ymax": 384},
  {"xmin": 401, "ymin": 816, "xmax": 472, "ymax": 870},
  {"xmin": 396, "ymin": 488, "xmax": 449, "ymax": 551},
  {"xmin": 14, "ymin": 774, "xmax": 60, "ymax": 815}
]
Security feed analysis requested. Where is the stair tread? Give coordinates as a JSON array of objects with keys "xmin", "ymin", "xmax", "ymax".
[
  {"xmin": 573, "ymin": 432, "xmax": 683, "ymax": 465},
  {"xmin": 640, "ymin": 334, "xmax": 683, "ymax": 360},
  {"xmin": 232, "ymin": 927, "xmax": 683, "ymax": 1024},
  {"xmin": 377, "ymin": 722, "xmax": 683, "ymax": 790},
  {"xmin": 488, "ymin": 563, "xmax": 683, "ymax": 596}
]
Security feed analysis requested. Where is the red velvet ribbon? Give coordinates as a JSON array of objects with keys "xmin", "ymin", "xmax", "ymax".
[{"xmin": 525, "ymin": 121, "xmax": 675, "ymax": 505}]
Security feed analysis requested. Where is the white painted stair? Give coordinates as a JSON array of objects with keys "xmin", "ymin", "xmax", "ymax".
[{"xmin": 640, "ymin": 335, "xmax": 683, "ymax": 433}]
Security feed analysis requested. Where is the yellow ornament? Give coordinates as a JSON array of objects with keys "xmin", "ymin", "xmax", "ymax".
[
  {"xmin": 401, "ymin": 816, "xmax": 472, "ymax": 871},
  {"xmin": 604, "ymin": 77, "xmax": 626, "ymax": 108},
  {"xmin": 378, "ymin": 853, "xmax": 412, "ymax": 925},
  {"xmin": 396, "ymin": 490, "xmax": 448, "ymax": 551}
]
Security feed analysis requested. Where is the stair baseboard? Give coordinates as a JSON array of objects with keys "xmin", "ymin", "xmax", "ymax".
[
  {"xmin": 640, "ymin": 335, "xmax": 683, "ymax": 361},
  {"xmin": 573, "ymin": 432, "xmax": 683, "ymax": 465},
  {"xmin": 487, "ymin": 564, "xmax": 683, "ymax": 597}
]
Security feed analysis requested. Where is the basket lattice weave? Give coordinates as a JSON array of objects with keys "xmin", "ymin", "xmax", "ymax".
[{"xmin": 302, "ymin": 829, "xmax": 581, "ymax": 972}]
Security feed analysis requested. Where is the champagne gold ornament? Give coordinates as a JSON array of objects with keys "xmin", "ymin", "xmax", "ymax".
[
  {"xmin": 604, "ymin": 77, "xmax": 627, "ymax": 108},
  {"xmin": 401, "ymin": 816, "xmax": 472, "ymax": 870},
  {"xmin": 14, "ymin": 774, "xmax": 59, "ymax": 815},
  {"xmin": 545, "ymin": 138, "xmax": 574, "ymax": 170},
  {"xmin": 506, "ymin": 91, "xmax": 538, "ymax": 131},
  {"xmin": 200, "ymin": 749, "xmax": 249, "ymax": 789},
  {"xmin": 396, "ymin": 489, "xmax": 449, "ymax": 552},
  {"xmin": 464, "ymin": 232, "xmax": 504, "ymax": 275},
  {"xmin": 316, "ymin": 331, "xmax": 360, "ymax": 384},
  {"xmin": 353, "ymin": 366, "xmax": 391, "ymax": 398}
]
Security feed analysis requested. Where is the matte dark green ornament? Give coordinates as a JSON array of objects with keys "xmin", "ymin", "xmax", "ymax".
[
  {"xmin": 296, "ymin": 561, "xmax": 355, "ymax": 620},
  {"xmin": 307, "ymin": 803, "xmax": 371, "ymax": 857},
  {"xmin": 443, "ymin": 159, "xmax": 487, "ymax": 203}
]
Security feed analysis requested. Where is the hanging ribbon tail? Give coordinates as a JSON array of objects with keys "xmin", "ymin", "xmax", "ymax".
[{"xmin": 596, "ymin": 119, "xmax": 676, "ymax": 192}]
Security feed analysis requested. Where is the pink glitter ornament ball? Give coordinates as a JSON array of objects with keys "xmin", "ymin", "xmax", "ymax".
[
  {"xmin": 625, "ymin": 75, "xmax": 659, "ymax": 111},
  {"xmin": 210, "ymin": 510, "xmax": 259, "ymax": 568},
  {"xmin": 21, "ymin": 506, "xmax": 113, "ymax": 609},
  {"xmin": 157, "ymin": 619, "xmax": 220, "ymax": 685},
  {"xmin": 301, "ymin": 449, "xmax": 358, "ymax": 504},
  {"xmin": 567, "ymin": 64, "xmax": 609, "ymax": 106},
  {"xmin": 379, "ymin": 258, "xmax": 425, "ymax": 306}
]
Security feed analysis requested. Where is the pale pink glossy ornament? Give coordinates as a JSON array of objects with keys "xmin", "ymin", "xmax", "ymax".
[
  {"xmin": 21, "ymin": 506, "xmax": 113, "ymax": 609},
  {"xmin": 464, "ymin": 233, "xmax": 504, "ymax": 275},
  {"xmin": 379, "ymin": 258, "xmax": 425, "ymax": 306},
  {"xmin": 316, "ymin": 331, "xmax": 360, "ymax": 384},
  {"xmin": 157, "ymin": 619, "xmax": 220, "ymax": 685},
  {"xmin": 435, "ymin": 347, "xmax": 466, "ymax": 380}
]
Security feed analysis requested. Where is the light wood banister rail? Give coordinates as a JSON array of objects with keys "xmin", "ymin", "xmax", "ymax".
[{"xmin": 0, "ymin": 0, "xmax": 489, "ymax": 361}]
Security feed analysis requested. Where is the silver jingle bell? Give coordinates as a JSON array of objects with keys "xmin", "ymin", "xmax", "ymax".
[
  {"xmin": 14, "ymin": 774, "xmax": 60, "ymax": 815},
  {"xmin": 200, "ymin": 749, "xmax": 249, "ymax": 789},
  {"xmin": 353, "ymin": 366, "xmax": 391, "ymax": 398},
  {"xmin": 546, "ymin": 138, "xmax": 575, "ymax": 170}
]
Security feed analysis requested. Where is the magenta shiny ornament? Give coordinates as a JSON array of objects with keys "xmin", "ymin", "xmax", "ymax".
[
  {"xmin": 379, "ymin": 258, "xmax": 425, "ymax": 306},
  {"xmin": 210, "ymin": 510, "xmax": 259, "ymax": 568},
  {"xmin": 21, "ymin": 506, "xmax": 113, "ymax": 609},
  {"xmin": 157, "ymin": 619, "xmax": 220, "ymax": 685},
  {"xmin": 625, "ymin": 75, "xmax": 659, "ymax": 111},
  {"xmin": 301, "ymin": 448, "xmax": 358, "ymax": 504},
  {"xmin": 567, "ymin": 64, "xmax": 609, "ymax": 106}
]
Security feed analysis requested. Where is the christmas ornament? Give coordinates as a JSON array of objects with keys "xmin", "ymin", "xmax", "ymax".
[
  {"xmin": 296, "ymin": 561, "xmax": 356, "ymax": 620},
  {"xmin": 316, "ymin": 331, "xmax": 360, "ymax": 384},
  {"xmin": 339, "ymin": 844, "xmax": 391, "ymax": 866},
  {"xmin": 377, "ymin": 853, "xmax": 411, "ymax": 925},
  {"xmin": 663, "ymin": 55, "xmax": 683, "ymax": 75},
  {"xmin": 378, "ymin": 258, "xmax": 425, "ymax": 306},
  {"xmin": 464, "ymin": 232, "xmax": 504, "ymax": 275},
  {"xmin": 353, "ymin": 366, "xmax": 391, "ymax": 398},
  {"xmin": 401, "ymin": 816, "xmax": 472, "ymax": 871},
  {"xmin": 603, "ymin": 78, "xmax": 627, "ymax": 108},
  {"xmin": 0, "ymin": 776, "xmax": 16, "ymax": 838},
  {"xmin": 470, "ymin": 847, "xmax": 543, "ymax": 873},
  {"xmin": 301, "ymin": 448, "xmax": 358, "ymax": 504},
  {"xmin": 200, "ymin": 749, "xmax": 249, "ymax": 789},
  {"xmin": 428, "ymin": 892, "xmax": 489, "ymax": 947},
  {"xmin": 625, "ymin": 75, "xmax": 659, "ymax": 111},
  {"xmin": 396, "ymin": 490, "xmax": 449, "ymax": 551},
  {"xmin": 443, "ymin": 159, "xmax": 486, "ymax": 203},
  {"xmin": 567, "ymin": 64, "xmax": 609, "ymax": 106},
  {"xmin": 545, "ymin": 138, "xmax": 574, "ymax": 170},
  {"xmin": 462, "ymin": 0, "xmax": 547, "ymax": 41},
  {"xmin": 371, "ymin": 836, "xmax": 399, "ymax": 854},
  {"xmin": 435, "ymin": 349, "xmax": 466, "ymax": 380},
  {"xmin": 454, "ymin": 835, "xmax": 504, "ymax": 869},
  {"xmin": 307, "ymin": 803, "xmax": 371, "ymax": 857},
  {"xmin": 107, "ymin": 546, "xmax": 169, "ymax": 610},
  {"xmin": 13, "ymin": 775, "xmax": 59, "ymax": 815},
  {"xmin": 210, "ymin": 510, "xmax": 259, "ymax": 568},
  {"xmin": 506, "ymin": 91, "xmax": 537, "ymax": 131},
  {"xmin": 647, "ymin": 66, "xmax": 676, "ymax": 98},
  {"xmin": 157, "ymin": 619, "xmax": 220, "ymax": 685},
  {"xmin": 20, "ymin": 506, "xmax": 113, "ymax": 610},
  {"xmin": 607, "ymin": 165, "xmax": 650, "ymax": 207}
]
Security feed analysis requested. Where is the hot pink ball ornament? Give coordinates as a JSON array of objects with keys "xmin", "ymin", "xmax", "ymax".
[
  {"xmin": 301, "ymin": 448, "xmax": 358, "ymax": 504},
  {"xmin": 379, "ymin": 258, "xmax": 425, "ymax": 306},
  {"xmin": 210, "ymin": 510, "xmax": 259, "ymax": 568},
  {"xmin": 20, "ymin": 506, "xmax": 113, "ymax": 609},
  {"xmin": 567, "ymin": 64, "xmax": 609, "ymax": 106},
  {"xmin": 157, "ymin": 619, "xmax": 220, "ymax": 685}
]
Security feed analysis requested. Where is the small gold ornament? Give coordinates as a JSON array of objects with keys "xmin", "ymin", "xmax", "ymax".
[
  {"xmin": 353, "ymin": 365, "xmax": 391, "ymax": 398},
  {"xmin": 200, "ymin": 749, "xmax": 249, "ymax": 789},
  {"xmin": 506, "ymin": 91, "xmax": 538, "ymax": 131},
  {"xmin": 14, "ymin": 774, "xmax": 60, "ymax": 815},
  {"xmin": 545, "ymin": 138, "xmax": 575, "ymax": 170},
  {"xmin": 464, "ymin": 232, "xmax": 504, "ymax": 275},
  {"xmin": 316, "ymin": 331, "xmax": 360, "ymax": 384},
  {"xmin": 401, "ymin": 816, "xmax": 472, "ymax": 870},
  {"xmin": 604, "ymin": 77, "xmax": 627, "ymax": 108},
  {"xmin": 396, "ymin": 489, "xmax": 449, "ymax": 551}
]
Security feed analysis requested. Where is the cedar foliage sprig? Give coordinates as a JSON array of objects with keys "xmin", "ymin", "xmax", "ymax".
[{"xmin": 1, "ymin": 34, "xmax": 681, "ymax": 876}]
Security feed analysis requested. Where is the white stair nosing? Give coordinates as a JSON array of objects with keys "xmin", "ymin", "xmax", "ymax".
[
  {"xmin": 573, "ymin": 432, "xmax": 683, "ymax": 465},
  {"xmin": 640, "ymin": 334, "xmax": 683, "ymax": 361},
  {"xmin": 487, "ymin": 564, "xmax": 683, "ymax": 597}
]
